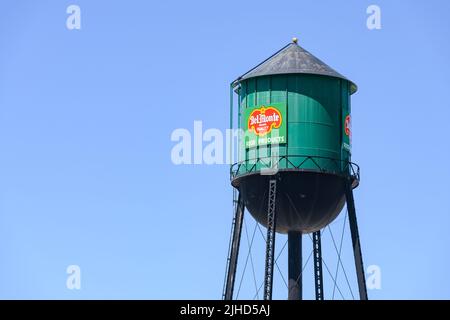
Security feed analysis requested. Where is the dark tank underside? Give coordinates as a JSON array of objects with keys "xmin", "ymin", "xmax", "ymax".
[{"xmin": 232, "ymin": 171, "xmax": 347, "ymax": 234}]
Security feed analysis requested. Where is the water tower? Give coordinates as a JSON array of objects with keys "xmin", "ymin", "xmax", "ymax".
[{"xmin": 223, "ymin": 39, "xmax": 368, "ymax": 300}]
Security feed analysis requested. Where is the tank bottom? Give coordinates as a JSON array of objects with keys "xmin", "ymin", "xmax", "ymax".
[{"xmin": 232, "ymin": 171, "xmax": 347, "ymax": 234}]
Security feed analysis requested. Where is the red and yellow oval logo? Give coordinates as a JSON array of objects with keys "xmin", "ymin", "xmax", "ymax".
[
  {"xmin": 248, "ymin": 106, "xmax": 282, "ymax": 137},
  {"xmin": 344, "ymin": 115, "xmax": 351, "ymax": 136}
]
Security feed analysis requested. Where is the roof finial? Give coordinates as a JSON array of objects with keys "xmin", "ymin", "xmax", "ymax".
[{"xmin": 292, "ymin": 37, "xmax": 298, "ymax": 44}]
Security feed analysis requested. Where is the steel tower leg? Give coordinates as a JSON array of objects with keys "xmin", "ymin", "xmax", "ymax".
[
  {"xmin": 263, "ymin": 179, "xmax": 278, "ymax": 300},
  {"xmin": 345, "ymin": 181, "xmax": 368, "ymax": 300},
  {"xmin": 312, "ymin": 230, "xmax": 324, "ymax": 300},
  {"xmin": 223, "ymin": 192, "xmax": 245, "ymax": 300},
  {"xmin": 288, "ymin": 231, "xmax": 302, "ymax": 300}
]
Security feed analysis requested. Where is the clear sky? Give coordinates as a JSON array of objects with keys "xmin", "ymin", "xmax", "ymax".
[{"xmin": 0, "ymin": 0, "xmax": 449, "ymax": 299}]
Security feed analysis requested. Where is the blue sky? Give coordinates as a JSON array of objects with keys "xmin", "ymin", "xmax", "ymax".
[{"xmin": 0, "ymin": 0, "xmax": 449, "ymax": 299}]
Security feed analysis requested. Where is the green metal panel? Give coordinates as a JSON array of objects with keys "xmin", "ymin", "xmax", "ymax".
[
  {"xmin": 238, "ymin": 74, "xmax": 353, "ymax": 177},
  {"xmin": 341, "ymin": 80, "xmax": 351, "ymax": 167}
]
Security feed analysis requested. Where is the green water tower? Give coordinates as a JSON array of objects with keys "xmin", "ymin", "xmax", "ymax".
[{"xmin": 223, "ymin": 39, "xmax": 368, "ymax": 301}]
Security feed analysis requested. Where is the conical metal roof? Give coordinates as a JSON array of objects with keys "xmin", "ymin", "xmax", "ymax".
[{"xmin": 235, "ymin": 41, "xmax": 357, "ymax": 94}]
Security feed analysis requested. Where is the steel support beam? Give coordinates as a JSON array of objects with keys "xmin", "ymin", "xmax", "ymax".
[
  {"xmin": 313, "ymin": 230, "xmax": 324, "ymax": 300},
  {"xmin": 288, "ymin": 231, "xmax": 302, "ymax": 300},
  {"xmin": 263, "ymin": 179, "xmax": 277, "ymax": 300},
  {"xmin": 345, "ymin": 181, "xmax": 368, "ymax": 300},
  {"xmin": 223, "ymin": 192, "xmax": 245, "ymax": 300}
]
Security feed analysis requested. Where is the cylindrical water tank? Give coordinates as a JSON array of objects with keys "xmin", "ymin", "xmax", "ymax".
[{"xmin": 231, "ymin": 40, "xmax": 359, "ymax": 234}]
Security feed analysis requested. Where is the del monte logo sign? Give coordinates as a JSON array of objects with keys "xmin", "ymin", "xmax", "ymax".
[
  {"xmin": 343, "ymin": 114, "xmax": 352, "ymax": 152},
  {"xmin": 244, "ymin": 103, "xmax": 287, "ymax": 148},
  {"xmin": 248, "ymin": 106, "xmax": 282, "ymax": 137}
]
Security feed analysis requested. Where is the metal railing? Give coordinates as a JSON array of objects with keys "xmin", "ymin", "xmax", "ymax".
[{"xmin": 230, "ymin": 155, "xmax": 360, "ymax": 182}]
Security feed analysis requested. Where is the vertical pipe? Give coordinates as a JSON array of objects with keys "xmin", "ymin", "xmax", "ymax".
[
  {"xmin": 288, "ymin": 231, "xmax": 302, "ymax": 300},
  {"xmin": 345, "ymin": 181, "xmax": 368, "ymax": 300}
]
